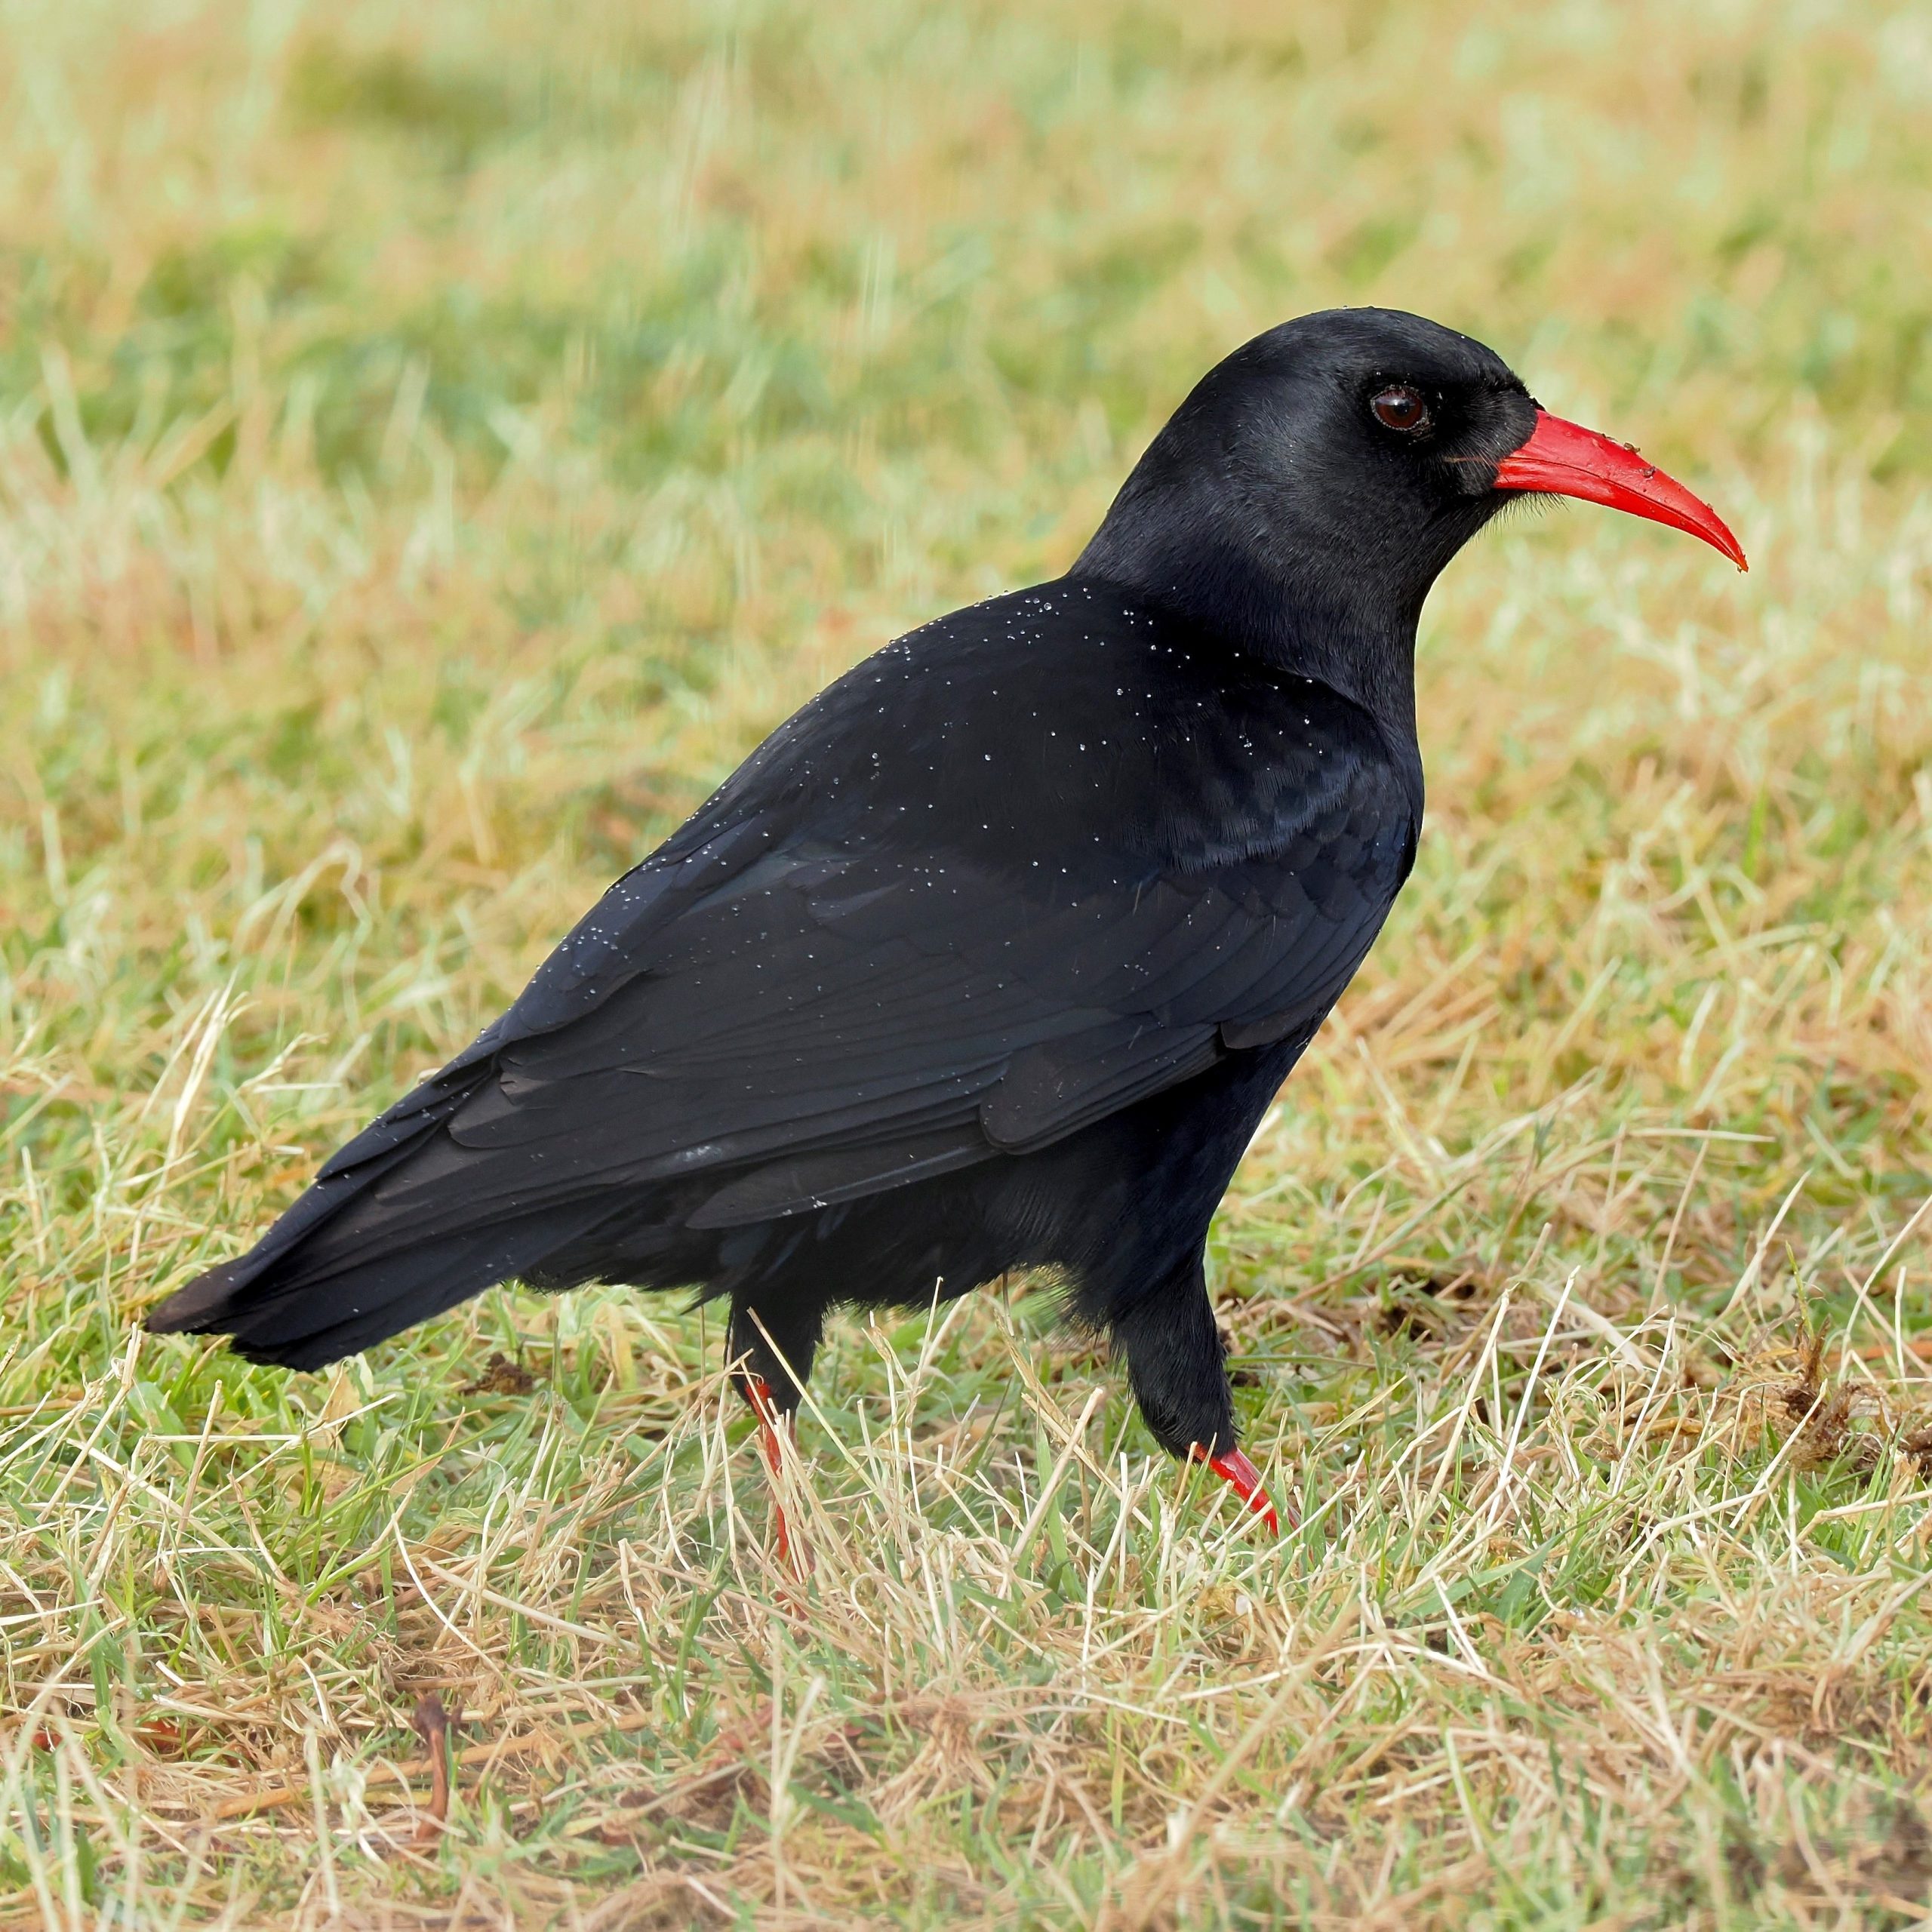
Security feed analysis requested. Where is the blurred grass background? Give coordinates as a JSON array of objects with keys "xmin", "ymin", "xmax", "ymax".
[{"xmin": 2, "ymin": 0, "xmax": 1932, "ymax": 1924}]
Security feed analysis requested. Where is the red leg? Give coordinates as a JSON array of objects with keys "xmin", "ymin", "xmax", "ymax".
[
  {"xmin": 1193, "ymin": 1444, "xmax": 1284, "ymax": 1535},
  {"xmin": 743, "ymin": 1373, "xmax": 808, "ymax": 1571}
]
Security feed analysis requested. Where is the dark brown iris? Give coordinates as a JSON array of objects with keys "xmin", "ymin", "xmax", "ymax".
[{"xmin": 1370, "ymin": 385, "xmax": 1431, "ymax": 434}]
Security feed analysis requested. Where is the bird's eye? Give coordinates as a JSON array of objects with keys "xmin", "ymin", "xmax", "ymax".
[{"xmin": 1370, "ymin": 385, "xmax": 1431, "ymax": 435}]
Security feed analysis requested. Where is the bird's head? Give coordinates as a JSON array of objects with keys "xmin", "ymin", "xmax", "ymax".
[{"xmin": 1074, "ymin": 307, "xmax": 1743, "ymax": 713}]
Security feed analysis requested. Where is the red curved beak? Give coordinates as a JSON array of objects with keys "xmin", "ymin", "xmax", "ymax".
[{"xmin": 1494, "ymin": 408, "xmax": 1747, "ymax": 571}]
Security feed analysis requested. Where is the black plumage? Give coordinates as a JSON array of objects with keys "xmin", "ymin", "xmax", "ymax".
[{"xmin": 149, "ymin": 308, "xmax": 1740, "ymax": 1519}]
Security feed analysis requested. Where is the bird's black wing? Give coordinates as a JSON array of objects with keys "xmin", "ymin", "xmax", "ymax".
[{"xmin": 315, "ymin": 607, "xmax": 1417, "ymax": 1238}]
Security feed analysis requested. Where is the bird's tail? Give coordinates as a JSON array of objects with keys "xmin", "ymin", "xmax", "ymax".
[{"xmin": 146, "ymin": 1060, "xmax": 610, "ymax": 1371}]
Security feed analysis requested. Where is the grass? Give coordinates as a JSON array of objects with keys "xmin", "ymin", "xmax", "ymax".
[{"xmin": 1, "ymin": 0, "xmax": 1930, "ymax": 1921}]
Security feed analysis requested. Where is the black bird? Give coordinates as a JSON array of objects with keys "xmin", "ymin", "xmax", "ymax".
[{"xmin": 150, "ymin": 309, "xmax": 1743, "ymax": 1543}]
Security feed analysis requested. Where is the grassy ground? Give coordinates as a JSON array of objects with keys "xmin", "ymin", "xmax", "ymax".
[{"xmin": 2, "ymin": 0, "xmax": 1930, "ymax": 1923}]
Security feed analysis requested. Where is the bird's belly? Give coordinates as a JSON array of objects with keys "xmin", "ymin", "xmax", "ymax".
[{"xmin": 703, "ymin": 1029, "xmax": 1312, "ymax": 1312}]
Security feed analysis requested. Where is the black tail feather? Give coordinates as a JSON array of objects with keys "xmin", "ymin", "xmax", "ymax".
[
  {"xmin": 145, "ymin": 1054, "xmax": 617, "ymax": 1371},
  {"xmin": 150, "ymin": 1161, "xmax": 618, "ymax": 1371},
  {"xmin": 217, "ymin": 1202, "xmax": 616, "ymax": 1369}
]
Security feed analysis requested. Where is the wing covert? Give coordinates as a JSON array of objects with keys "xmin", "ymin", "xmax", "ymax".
[{"xmin": 325, "ymin": 592, "xmax": 1421, "ymax": 1231}]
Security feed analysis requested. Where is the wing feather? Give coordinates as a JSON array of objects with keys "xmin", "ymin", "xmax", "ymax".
[{"xmin": 331, "ymin": 605, "xmax": 1419, "ymax": 1227}]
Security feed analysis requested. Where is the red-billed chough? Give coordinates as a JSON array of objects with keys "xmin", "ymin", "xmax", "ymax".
[{"xmin": 150, "ymin": 308, "xmax": 1743, "ymax": 1543}]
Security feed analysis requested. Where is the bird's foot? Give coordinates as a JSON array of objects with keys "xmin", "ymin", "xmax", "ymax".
[
  {"xmin": 1193, "ymin": 1444, "xmax": 1284, "ymax": 1535},
  {"xmin": 743, "ymin": 1374, "xmax": 812, "ymax": 1574}
]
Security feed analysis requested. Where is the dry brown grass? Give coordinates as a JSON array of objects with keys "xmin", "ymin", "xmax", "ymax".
[{"xmin": 2, "ymin": 0, "xmax": 1930, "ymax": 1923}]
